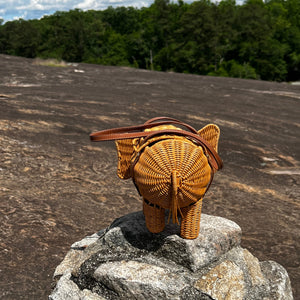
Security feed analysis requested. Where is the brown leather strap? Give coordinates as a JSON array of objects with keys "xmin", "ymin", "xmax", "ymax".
[
  {"xmin": 90, "ymin": 119, "xmax": 198, "ymax": 142},
  {"xmin": 90, "ymin": 118, "xmax": 223, "ymax": 170},
  {"xmin": 144, "ymin": 116, "xmax": 187, "ymax": 125},
  {"xmin": 143, "ymin": 117, "xmax": 200, "ymax": 134}
]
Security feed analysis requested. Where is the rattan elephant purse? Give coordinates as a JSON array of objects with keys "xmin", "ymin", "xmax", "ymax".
[{"xmin": 90, "ymin": 117, "xmax": 223, "ymax": 239}]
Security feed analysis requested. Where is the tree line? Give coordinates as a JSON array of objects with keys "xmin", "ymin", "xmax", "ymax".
[{"xmin": 0, "ymin": 0, "xmax": 299, "ymax": 82}]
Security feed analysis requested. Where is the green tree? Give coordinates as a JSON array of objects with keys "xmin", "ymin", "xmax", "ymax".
[
  {"xmin": 281, "ymin": 0, "xmax": 300, "ymax": 80},
  {"xmin": 125, "ymin": 30, "xmax": 149, "ymax": 68},
  {"xmin": 102, "ymin": 6, "xmax": 142, "ymax": 35},
  {"xmin": 0, "ymin": 19, "xmax": 40, "ymax": 57},
  {"xmin": 235, "ymin": 0, "xmax": 287, "ymax": 80},
  {"xmin": 208, "ymin": 0, "xmax": 239, "ymax": 73},
  {"xmin": 173, "ymin": 0, "xmax": 217, "ymax": 74},
  {"xmin": 0, "ymin": 1, "xmax": 298, "ymax": 81},
  {"xmin": 81, "ymin": 14, "xmax": 107, "ymax": 63},
  {"xmin": 210, "ymin": 60, "xmax": 257, "ymax": 79},
  {"xmin": 98, "ymin": 30, "xmax": 130, "ymax": 66}
]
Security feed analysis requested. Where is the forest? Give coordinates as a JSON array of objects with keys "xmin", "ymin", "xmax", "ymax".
[{"xmin": 0, "ymin": 0, "xmax": 299, "ymax": 82}]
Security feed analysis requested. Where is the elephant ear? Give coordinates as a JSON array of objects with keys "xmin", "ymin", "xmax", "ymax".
[
  {"xmin": 115, "ymin": 139, "xmax": 135, "ymax": 179},
  {"xmin": 197, "ymin": 124, "xmax": 220, "ymax": 152}
]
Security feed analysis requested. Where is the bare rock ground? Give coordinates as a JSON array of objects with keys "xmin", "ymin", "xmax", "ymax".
[{"xmin": 0, "ymin": 54, "xmax": 299, "ymax": 299}]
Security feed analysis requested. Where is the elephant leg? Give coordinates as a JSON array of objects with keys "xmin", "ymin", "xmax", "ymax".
[
  {"xmin": 143, "ymin": 199, "xmax": 165, "ymax": 233},
  {"xmin": 180, "ymin": 200, "xmax": 203, "ymax": 239}
]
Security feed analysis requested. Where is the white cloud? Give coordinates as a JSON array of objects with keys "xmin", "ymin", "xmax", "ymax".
[
  {"xmin": 75, "ymin": 0, "xmax": 103, "ymax": 10},
  {"xmin": 13, "ymin": 12, "xmax": 28, "ymax": 20},
  {"xmin": 0, "ymin": 0, "xmax": 153, "ymax": 18},
  {"xmin": 1, "ymin": 0, "xmax": 245, "ymax": 23},
  {"xmin": 16, "ymin": 0, "xmax": 73, "ymax": 11},
  {"xmin": 75, "ymin": 0, "xmax": 151, "ymax": 10}
]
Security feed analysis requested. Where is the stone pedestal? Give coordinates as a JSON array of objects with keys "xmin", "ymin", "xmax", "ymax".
[{"xmin": 49, "ymin": 211, "xmax": 293, "ymax": 300}]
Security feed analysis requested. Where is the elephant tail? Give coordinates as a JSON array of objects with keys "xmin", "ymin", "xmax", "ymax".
[{"xmin": 168, "ymin": 170, "xmax": 183, "ymax": 225}]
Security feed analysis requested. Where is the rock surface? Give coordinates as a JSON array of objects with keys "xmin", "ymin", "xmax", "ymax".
[
  {"xmin": 49, "ymin": 212, "xmax": 293, "ymax": 300},
  {"xmin": 1, "ymin": 54, "xmax": 299, "ymax": 299}
]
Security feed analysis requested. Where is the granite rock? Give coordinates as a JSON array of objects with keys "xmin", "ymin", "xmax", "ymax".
[
  {"xmin": 49, "ymin": 211, "xmax": 293, "ymax": 300},
  {"xmin": 50, "ymin": 272, "xmax": 105, "ymax": 300}
]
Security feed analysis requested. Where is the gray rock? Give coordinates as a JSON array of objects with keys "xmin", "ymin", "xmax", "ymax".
[
  {"xmin": 49, "ymin": 211, "xmax": 293, "ymax": 300},
  {"xmin": 49, "ymin": 273, "xmax": 105, "ymax": 300},
  {"xmin": 94, "ymin": 260, "xmax": 189, "ymax": 299},
  {"xmin": 260, "ymin": 261, "xmax": 294, "ymax": 300}
]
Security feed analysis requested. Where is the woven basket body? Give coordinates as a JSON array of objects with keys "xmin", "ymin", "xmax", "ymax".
[
  {"xmin": 113, "ymin": 123, "xmax": 220, "ymax": 239},
  {"xmin": 133, "ymin": 138, "xmax": 211, "ymax": 208}
]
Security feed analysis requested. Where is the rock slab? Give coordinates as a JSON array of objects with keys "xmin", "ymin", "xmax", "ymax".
[{"xmin": 49, "ymin": 212, "xmax": 293, "ymax": 300}]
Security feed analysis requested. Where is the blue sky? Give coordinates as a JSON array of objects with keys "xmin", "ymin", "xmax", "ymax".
[{"xmin": 0, "ymin": 0, "xmax": 244, "ymax": 23}]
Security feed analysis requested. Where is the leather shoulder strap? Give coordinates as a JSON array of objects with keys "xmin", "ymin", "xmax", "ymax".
[
  {"xmin": 144, "ymin": 116, "xmax": 186, "ymax": 125},
  {"xmin": 90, "ymin": 118, "xmax": 223, "ymax": 170},
  {"xmin": 90, "ymin": 118, "xmax": 198, "ymax": 141}
]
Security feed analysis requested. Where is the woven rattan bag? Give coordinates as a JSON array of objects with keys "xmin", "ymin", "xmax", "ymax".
[{"xmin": 90, "ymin": 117, "xmax": 223, "ymax": 239}]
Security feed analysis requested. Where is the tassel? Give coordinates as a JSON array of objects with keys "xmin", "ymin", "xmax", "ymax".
[{"xmin": 169, "ymin": 171, "xmax": 183, "ymax": 225}]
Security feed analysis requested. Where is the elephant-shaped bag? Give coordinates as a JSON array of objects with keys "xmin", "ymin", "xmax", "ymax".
[{"xmin": 90, "ymin": 117, "xmax": 223, "ymax": 239}]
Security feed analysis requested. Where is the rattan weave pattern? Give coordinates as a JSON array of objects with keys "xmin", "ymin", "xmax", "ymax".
[
  {"xmin": 180, "ymin": 200, "xmax": 203, "ymax": 239},
  {"xmin": 133, "ymin": 138, "xmax": 211, "ymax": 209},
  {"xmin": 197, "ymin": 124, "xmax": 219, "ymax": 152},
  {"xmin": 116, "ymin": 139, "xmax": 135, "ymax": 179},
  {"xmin": 90, "ymin": 118, "xmax": 222, "ymax": 239},
  {"xmin": 143, "ymin": 200, "xmax": 165, "ymax": 233}
]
